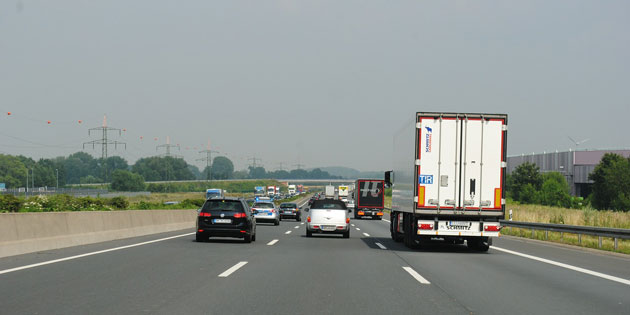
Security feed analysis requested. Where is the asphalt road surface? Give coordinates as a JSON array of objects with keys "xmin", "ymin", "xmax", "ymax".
[{"xmin": 1, "ymin": 210, "xmax": 629, "ymax": 314}]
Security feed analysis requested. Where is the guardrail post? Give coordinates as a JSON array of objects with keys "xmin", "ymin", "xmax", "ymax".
[
  {"xmin": 560, "ymin": 232, "xmax": 563, "ymax": 241},
  {"xmin": 578, "ymin": 234, "xmax": 582, "ymax": 245},
  {"xmin": 531, "ymin": 229, "xmax": 535, "ymax": 239},
  {"xmin": 598, "ymin": 236, "xmax": 602, "ymax": 249},
  {"xmin": 614, "ymin": 238, "xmax": 618, "ymax": 250},
  {"xmin": 545, "ymin": 230, "xmax": 548, "ymax": 240}
]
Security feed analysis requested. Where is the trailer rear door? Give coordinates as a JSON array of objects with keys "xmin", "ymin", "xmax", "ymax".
[{"xmin": 416, "ymin": 113, "xmax": 506, "ymax": 213}]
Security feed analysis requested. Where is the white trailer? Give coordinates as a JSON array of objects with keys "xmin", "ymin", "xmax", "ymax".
[
  {"xmin": 325, "ymin": 185, "xmax": 335, "ymax": 199},
  {"xmin": 387, "ymin": 112, "xmax": 507, "ymax": 251}
]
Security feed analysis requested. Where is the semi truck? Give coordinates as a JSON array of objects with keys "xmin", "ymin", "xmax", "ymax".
[
  {"xmin": 254, "ymin": 186, "xmax": 266, "ymax": 197},
  {"xmin": 205, "ymin": 188, "xmax": 225, "ymax": 199},
  {"xmin": 338, "ymin": 185, "xmax": 349, "ymax": 199},
  {"xmin": 354, "ymin": 179, "xmax": 385, "ymax": 220},
  {"xmin": 387, "ymin": 112, "xmax": 507, "ymax": 251},
  {"xmin": 325, "ymin": 185, "xmax": 336, "ymax": 198},
  {"xmin": 267, "ymin": 186, "xmax": 277, "ymax": 197},
  {"xmin": 288, "ymin": 185, "xmax": 297, "ymax": 195}
]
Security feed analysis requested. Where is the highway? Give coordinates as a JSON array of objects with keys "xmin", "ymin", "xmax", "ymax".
[{"xmin": 1, "ymin": 208, "xmax": 629, "ymax": 314}]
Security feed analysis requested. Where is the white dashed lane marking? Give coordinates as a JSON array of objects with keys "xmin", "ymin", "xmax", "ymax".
[
  {"xmin": 375, "ymin": 242, "xmax": 387, "ymax": 250},
  {"xmin": 403, "ymin": 266, "xmax": 431, "ymax": 284},
  {"xmin": 218, "ymin": 262, "xmax": 248, "ymax": 278},
  {"xmin": 267, "ymin": 239, "xmax": 279, "ymax": 246}
]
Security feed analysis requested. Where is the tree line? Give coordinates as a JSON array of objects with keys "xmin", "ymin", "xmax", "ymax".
[
  {"xmin": 0, "ymin": 152, "xmax": 340, "ymax": 191},
  {"xmin": 508, "ymin": 153, "xmax": 630, "ymax": 211}
]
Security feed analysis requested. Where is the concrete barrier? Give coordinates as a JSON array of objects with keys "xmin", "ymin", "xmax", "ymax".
[{"xmin": 0, "ymin": 210, "xmax": 197, "ymax": 258}]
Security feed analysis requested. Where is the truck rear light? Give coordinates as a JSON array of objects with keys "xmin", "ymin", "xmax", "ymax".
[
  {"xmin": 484, "ymin": 225, "xmax": 500, "ymax": 232},
  {"xmin": 233, "ymin": 213, "xmax": 246, "ymax": 218},
  {"xmin": 199, "ymin": 212, "xmax": 211, "ymax": 217},
  {"xmin": 358, "ymin": 211, "xmax": 365, "ymax": 215},
  {"xmin": 307, "ymin": 216, "xmax": 311, "ymax": 222},
  {"xmin": 377, "ymin": 212, "xmax": 384, "ymax": 216},
  {"xmin": 346, "ymin": 218, "xmax": 350, "ymax": 223},
  {"xmin": 419, "ymin": 223, "xmax": 433, "ymax": 230}
]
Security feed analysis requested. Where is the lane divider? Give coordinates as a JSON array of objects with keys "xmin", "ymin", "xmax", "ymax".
[
  {"xmin": 491, "ymin": 246, "xmax": 630, "ymax": 286},
  {"xmin": 351, "ymin": 224, "xmax": 355, "ymax": 227},
  {"xmin": 285, "ymin": 231, "xmax": 292, "ymax": 235},
  {"xmin": 363, "ymin": 233, "xmax": 371, "ymax": 237},
  {"xmin": 356, "ymin": 228, "xmax": 361, "ymax": 231},
  {"xmin": 383, "ymin": 219, "xmax": 391, "ymax": 223},
  {"xmin": 267, "ymin": 239, "xmax": 279, "ymax": 246},
  {"xmin": 403, "ymin": 266, "xmax": 431, "ymax": 284},
  {"xmin": 218, "ymin": 261, "xmax": 248, "ymax": 278},
  {"xmin": 375, "ymin": 242, "xmax": 387, "ymax": 250},
  {"xmin": 294, "ymin": 226, "xmax": 300, "ymax": 229},
  {"xmin": 0, "ymin": 232, "xmax": 195, "ymax": 276}
]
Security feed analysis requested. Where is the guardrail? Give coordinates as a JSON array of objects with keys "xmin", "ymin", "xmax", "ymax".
[{"xmin": 500, "ymin": 220, "xmax": 630, "ymax": 251}]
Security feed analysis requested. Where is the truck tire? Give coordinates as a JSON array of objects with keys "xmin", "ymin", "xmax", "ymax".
[
  {"xmin": 390, "ymin": 212, "xmax": 403, "ymax": 242},
  {"xmin": 467, "ymin": 237, "xmax": 490, "ymax": 252},
  {"xmin": 343, "ymin": 231, "xmax": 350, "ymax": 239},
  {"xmin": 306, "ymin": 230, "xmax": 312, "ymax": 237},
  {"xmin": 403, "ymin": 213, "xmax": 421, "ymax": 249}
]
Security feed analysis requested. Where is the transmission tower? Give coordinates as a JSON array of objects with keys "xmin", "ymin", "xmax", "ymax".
[
  {"xmin": 293, "ymin": 162, "xmax": 305, "ymax": 170},
  {"xmin": 83, "ymin": 115, "xmax": 126, "ymax": 181},
  {"xmin": 83, "ymin": 115, "xmax": 126, "ymax": 160},
  {"xmin": 277, "ymin": 161, "xmax": 287, "ymax": 171},
  {"xmin": 197, "ymin": 140, "xmax": 219, "ymax": 180},
  {"xmin": 156, "ymin": 136, "xmax": 182, "ymax": 158},
  {"xmin": 248, "ymin": 156, "xmax": 262, "ymax": 168}
]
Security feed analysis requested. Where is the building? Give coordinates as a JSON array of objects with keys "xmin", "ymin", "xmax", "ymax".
[{"xmin": 507, "ymin": 149, "xmax": 630, "ymax": 197}]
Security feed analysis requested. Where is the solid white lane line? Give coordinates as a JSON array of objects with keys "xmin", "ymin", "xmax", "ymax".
[
  {"xmin": 356, "ymin": 228, "xmax": 361, "ymax": 231},
  {"xmin": 218, "ymin": 261, "xmax": 248, "ymax": 278},
  {"xmin": 491, "ymin": 246, "xmax": 630, "ymax": 286},
  {"xmin": 383, "ymin": 219, "xmax": 391, "ymax": 223},
  {"xmin": 285, "ymin": 230, "xmax": 292, "ymax": 234},
  {"xmin": 351, "ymin": 224, "xmax": 355, "ymax": 227},
  {"xmin": 0, "ymin": 232, "xmax": 195, "ymax": 276},
  {"xmin": 267, "ymin": 239, "xmax": 279, "ymax": 246},
  {"xmin": 294, "ymin": 226, "xmax": 300, "ymax": 229},
  {"xmin": 403, "ymin": 266, "xmax": 431, "ymax": 284},
  {"xmin": 363, "ymin": 232, "xmax": 371, "ymax": 237},
  {"xmin": 375, "ymin": 242, "xmax": 387, "ymax": 250}
]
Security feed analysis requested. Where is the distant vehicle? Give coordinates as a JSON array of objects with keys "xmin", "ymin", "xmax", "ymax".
[
  {"xmin": 196, "ymin": 198, "xmax": 256, "ymax": 243},
  {"xmin": 267, "ymin": 186, "xmax": 276, "ymax": 197},
  {"xmin": 288, "ymin": 185, "xmax": 296, "ymax": 195},
  {"xmin": 279, "ymin": 202, "xmax": 301, "ymax": 221},
  {"xmin": 252, "ymin": 201, "xmax": 280, "ymax": 225},
  {"xmin": 388, "ymin": 112, "xmax": 507, "ymax": 251},
  {"xmin": 354, "ymin": 179, "xmax": 384, "ymax": 220},
  {"xmin": 275, "ymin": 186, "xmax": 280, "ymax": 196},
  {"xmin": 254, "ymin": 186, "xmax": 266, "ymax": 197},
  {"xmin": 325, "ymin": 185, "xmax": 335, "ymax": 199},
  {"xmin": 305, "ymin": 199, "xmax": 351, "ymax": 238},
  {"xmin": 206, "ymin": 188, "xmax": 225, "ymax": 199},
  {"xmin": 297, "ymin": 184, "xmax": 304, "ymax": 193},
  {"xmin": 347, "ymin": 200, "xmax": 355, "ymax": 209},
  {"xmin": 338, "ymin": 185, "xmax": 349, "ymax": 198}
]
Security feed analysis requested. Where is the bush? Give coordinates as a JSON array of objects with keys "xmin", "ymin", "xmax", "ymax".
[
  {"xmin": 181, "ymin": 198, "xmax": 204, "ymax": 208},
  {"xmin": 0, "ymin": 194, "xmax": 23, "ymax": 212},
  {"xmin": 111, "ymin": 170, "xmax": 145, "ymax": 192},
  {"xmin": 107, "ymin": 196, "xmax": 129, "ymax": 209},
  {"xmin": 589, "ymin": 153, "xmax": 630, "ymax": 211}
]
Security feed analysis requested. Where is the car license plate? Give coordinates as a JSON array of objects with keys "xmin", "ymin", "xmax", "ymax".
[
  {"xmin": 284, "ymin": 211, "xmax": 292, "ymax": 214},
  {"xmin": 213, "ymin": 219, "xmax": 231, "ymax": 224}
]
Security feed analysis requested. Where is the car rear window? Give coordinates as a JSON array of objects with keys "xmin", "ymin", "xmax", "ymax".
[
  {"xmin": 280, "ymin": 204, "xmax": 297, "ymax": 208},
  {"xmin": 310, "ymin": 200, "xmax": 347, "ymax": 210},
  {"xmin": 201, "ymin": 200, "xmax": 244, "ymax": 212},
  {"xmin": 253, "ymin": 202, "xmax": 274, "ymax": 209}
]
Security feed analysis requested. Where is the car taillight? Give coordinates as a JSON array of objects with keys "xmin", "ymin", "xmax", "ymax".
[
  {"xmin": 233, "ymin": 213, "xmax": 246, "ymax": 218},
  {"xmin": 307, "ymin": 216, "xmax": 311, "ymax": 222},
  {"xmin": 272, "ymin": 209, "xmax": 276, "ymax": 213},
  {"xmin": 484, "ymin": 225, "xmax": 500, "ymax": 232},
  {"xmin": 199, "ymin": 212, "xmax": 211, "ymax": 217},
  {"xmin": 419, "ymin": 223, "xmax": 433, "ymax": 230},
  {"xmin": 198, "ymin": 229, "xmax": 204, "ymax": 232},
  {"xmin": 346, "ymin": 218, "xmax": 350, "ymax": 224}
]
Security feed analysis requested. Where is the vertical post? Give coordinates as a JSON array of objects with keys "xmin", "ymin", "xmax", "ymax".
[
  {"xmin": 56, "ymin": 169, "xmax": 59, "ymax": 191},
  {"xmin": 598, "ymin": 236, "xmax": 602, "ymax": 249},
  {"xmin": 509, "ymin": 209, "xmax": 513, "ymax": 221},
  {"xmin": 531, "ymin": 229, "xmax": 535, "ymax": 239},
  {"xmin": 614, "ymin": 238, "xmax": 618, "ymax": 251},
  {"xmin": 578, "ymin": 234, "xmax": 582, "ymax": 245},
  {"xmin": 545, "ymin": 230, "xmax": 548, "ymax": 240},
  {"xmin": 25, "ymin": 168, "xmax": 28, "ymax": 197},
  {"xmin": 560, "ymin": 232, "xmax": 563, "ymax": 241}
]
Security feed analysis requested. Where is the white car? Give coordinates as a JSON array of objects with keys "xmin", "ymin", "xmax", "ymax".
[
  {"xmin": 305, "ymin": 200, "xmax": 351, "ymax": 238},
  {"xmin": 252, "ymin": 202, "xmax": 280, "ymax": 225}
]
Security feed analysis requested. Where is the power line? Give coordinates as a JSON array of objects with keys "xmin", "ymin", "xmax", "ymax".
[
  {"xmin": 156, "ymin": 136, "xmax": 182, "ymax": 158},
  {"xmin": 248, "ymin": 156, "xmax": 262, "ymax": 168}
]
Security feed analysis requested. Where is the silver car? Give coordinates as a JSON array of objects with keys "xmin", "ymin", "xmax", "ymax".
[
  {"xmin": 305, "ymin": 199, "xmax": 351, "ymax": 238},
  {"xmin": 252, "ymin": 202, "xmax": 280, "ymax": 225}
]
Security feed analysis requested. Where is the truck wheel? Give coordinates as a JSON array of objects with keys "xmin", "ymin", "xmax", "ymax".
[
  {"xmin": 403, "ymin": 213, "xmax": 422, "ymax": 249},
  {"xmin": 467, "ymin": 238, "xmax": 490, "ymax": 252},
  {"xmin": 306, "ymin": 230, "xmax": 312, "ymax": 237},
  {"xmin": 343, "ymin": 231, "xmax": 350, "ymax": 239},
  {"xmin": 390, "ymin": 213, "xmax": 403, "ymax": 242}
]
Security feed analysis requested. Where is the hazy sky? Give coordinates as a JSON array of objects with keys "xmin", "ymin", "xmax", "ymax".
[{"xmin": 1, "ymin": 1, "xmax": 628, "ymax": 171}]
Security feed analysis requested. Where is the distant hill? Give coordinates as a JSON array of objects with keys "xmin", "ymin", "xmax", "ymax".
[{"xmin": 309, "ymin": 166, "xmax": 383, "ymax": 179}]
